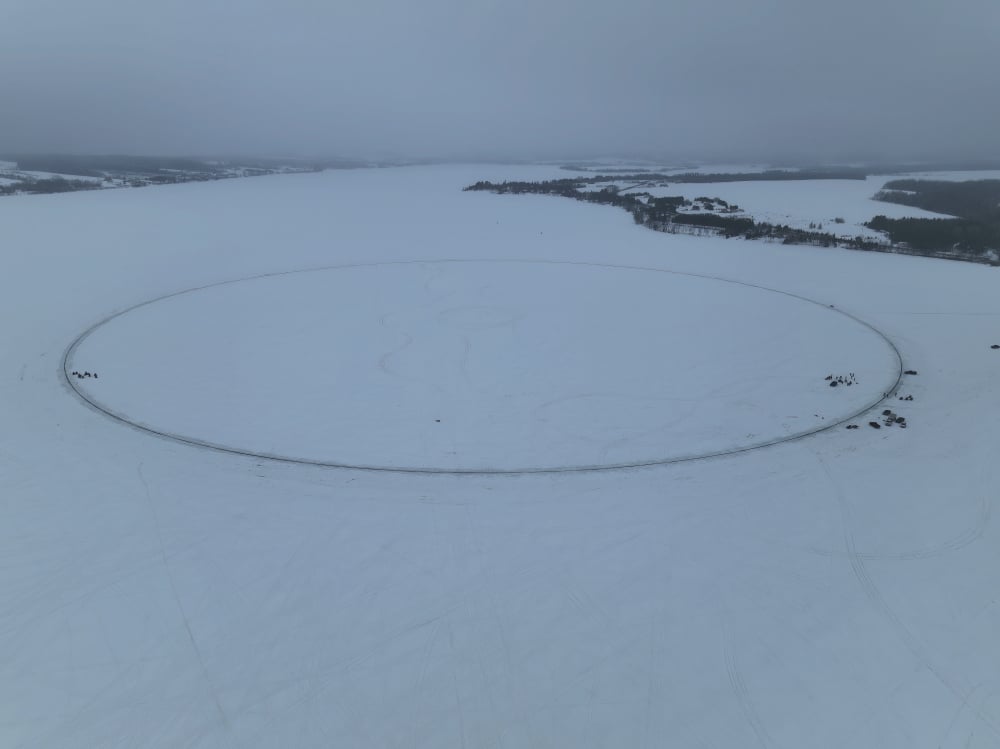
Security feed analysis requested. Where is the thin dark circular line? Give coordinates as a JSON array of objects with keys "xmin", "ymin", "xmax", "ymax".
[{"xmin": 62, "ymin": 258, "xmax": 904, "ymax": 475}]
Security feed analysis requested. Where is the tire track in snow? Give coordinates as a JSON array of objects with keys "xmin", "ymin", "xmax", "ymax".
[
  {"xmin": 376, "ymin": 330, "xmax": 414, "ymax": 379},
  {"xmin": 724, "ymin": 634, "xmax": 773, "ymax": 749},
  {"xmin": 803, "ymin": 494, "xmax": 991, "ymax": 562},
  {"xmin": 137, "ymin": 463, "xmax": 233, "ymax": 743},
  {"xmin": 813, "ymin": 452, "xmax": 1000, "ymax": 742}
]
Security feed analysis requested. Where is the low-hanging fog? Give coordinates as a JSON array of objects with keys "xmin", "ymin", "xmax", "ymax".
[{"xmin": 1, "ymin": 0, "xmax": 998, "ymax": 164}]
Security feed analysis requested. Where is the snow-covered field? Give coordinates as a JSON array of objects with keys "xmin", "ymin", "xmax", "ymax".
[
  {"xmin": 629, "ymin": 175, "xmax": 954, "ymax": 240},
  {"xmin": 3, "ymin": 165, "xmax": 1000, "ymax": 748}
]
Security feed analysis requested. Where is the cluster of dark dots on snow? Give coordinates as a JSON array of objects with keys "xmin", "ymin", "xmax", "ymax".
[
  {"xmin": 854, "ymin": 344, "xmax": 1000, "ymax": 431},
  {"xmin": 878, "ymin": 408, "xmax": 907, "ymax": 429},
  {"xmin": 825, "ymin": 373, "xmax": 857, "ymax": 387},
  {"xmin": 70, "ymin": 371, "xmax": 98, "ymax": 379},
  {"xmin": 847, "ymin": 369, "xmax": 917, "ymax": 431}
]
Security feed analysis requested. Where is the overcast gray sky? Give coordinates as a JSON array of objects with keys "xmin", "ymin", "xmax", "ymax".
[{"xmin": 1, "ymin": 0, "xmax": 998, "ymax": 163}]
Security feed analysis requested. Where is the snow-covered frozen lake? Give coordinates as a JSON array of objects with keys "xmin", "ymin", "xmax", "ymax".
[
  {"xmin": 67, "ymin": 259, "xmax": 898, "ymax": 472},
  {"xmin": 2, "ymin": 164, "xmax": 1000, "ymax": 748}
]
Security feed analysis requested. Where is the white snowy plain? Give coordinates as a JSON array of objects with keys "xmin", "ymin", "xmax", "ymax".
[
  {"xmin": 67, "ymin": 260, "xmax": 897, "ymax": 472},
  {"xmin": 2, "ymin": 164, "xmax": 1000, "ymax": 749}
]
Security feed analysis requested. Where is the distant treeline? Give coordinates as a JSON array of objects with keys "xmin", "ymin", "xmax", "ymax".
[
  {"xmin": 666, "ymin": 167, "xmax": 871, "ymax": 183},
  {"xmin": 465, "ymin": 177, "xmax": 883, "ymax": 250},
  {"xmin": 866, "ymin": 216, "xmax": 999, "ymax": 254},
  {"xmin": 1, "ymin": 153, "xmax": 362, "ymax": 179},
  {"xmin": 0, "ymin": 153, "xmax": 337, "ymax": 199},
  {"xmin": 870, "ymin": 179, "xmax": 1000, "ymax": 256},
  {"xmin": 472, "ymin": 168, "xmax": 875, "ymax": 193},
  {"xmin": 467, "ymin": 174, "xmax": 1000, "ymax": 263},
  {"xmin": 560, "ymin": 167, "xmax": 874, "ymax": 182},
  {"xmin": 0, "ymin": 177, "xmax": 102, "ymax": 196},
  {"xmin": 564, "ymin": 160, "xmax": 1000, "ymax": 177},
  {"xmin": 8, "ymin": 154, "xmax": 219, "ymax": 178},
  {"xmin": 875, "ymin": 179, "xmax": 1000, "ymax": 220}
]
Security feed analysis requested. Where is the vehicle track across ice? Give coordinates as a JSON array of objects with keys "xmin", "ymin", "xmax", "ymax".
[{"xmin": 62, "ymin": 258, "xmax": 904, "ymax": 475}]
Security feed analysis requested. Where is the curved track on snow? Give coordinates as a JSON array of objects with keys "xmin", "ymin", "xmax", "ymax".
[{"xmin": 62, "ymin": 258, "xmax": 904, "ymax": 475}]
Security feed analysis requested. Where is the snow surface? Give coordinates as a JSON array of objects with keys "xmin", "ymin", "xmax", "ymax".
[{"xmin": 3, "ymin": 164, "xmax": 1000, "ymax": 748}]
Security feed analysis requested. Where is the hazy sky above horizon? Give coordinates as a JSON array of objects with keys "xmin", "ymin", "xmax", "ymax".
[{"xmin": 1, "ymin": 0, "xmax": 998, "ymax": 163}]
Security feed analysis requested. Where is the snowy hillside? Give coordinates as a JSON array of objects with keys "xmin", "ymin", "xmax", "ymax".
[{"xmin": 2, "ymin": 165, "xmax": 999, "ymax": 748}]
